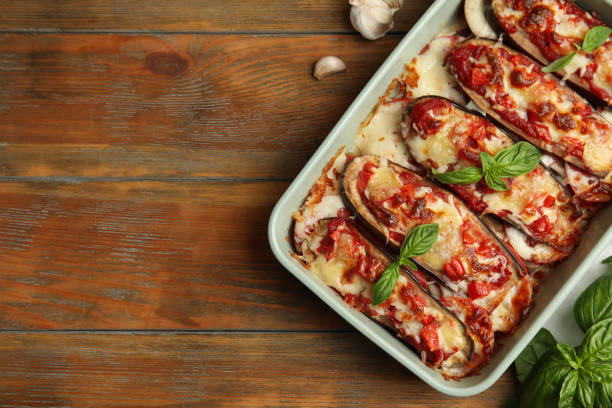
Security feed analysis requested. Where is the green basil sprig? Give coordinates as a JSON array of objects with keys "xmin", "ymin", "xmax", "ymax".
[
  {"xmin": 543, "ymin": 26, "xmax": 612, "ymax": 73},
  {"xmin": 432, "ymin": 166, "xmax": 483, "ymax": 185},
  {"xmin": 506, "ymin": 271, "xmax": 612, "ymax": 408},
  {"xmin": 574, "ymin": 272, "xmax": 612, "ymax": 332},
  {"xmin": 515, "ymin": 327, "xmax": 557, "ymax": 382},
  {"xmin": 602, "ymin": 256, "xmax": 612, "ymax": 264},
  {"xmin": 433, "ymin": 141, "xmax": 541, "ymax": 192},
  {"xmin": 371, "ymin": 223, "xmax": 439, "ymax": 305}
]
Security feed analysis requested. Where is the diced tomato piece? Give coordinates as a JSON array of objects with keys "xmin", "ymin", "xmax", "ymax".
[
  {"xmin": 399, "ymin": 284, "xmax": 426, "ymax": 314},
  {"xmin": 497, "ymin": 209, "xmax": 511, "ymax": 218},
  {"xmin": 529, "ymin": 215, "xmax": 553, "ymax": 235},
  {"xmin": 468, "ymin": 281, "xmax": 492, "ymax": 299},
  {"xmin": 444, "ymin": 258, "xmax": 466, "ymax": 281},
  {"xmin": 461, "ymin": 219, "xmax": 486, "ymax": 245},
  {"xmin": 388, "ymin": 230, "xmax": 405, "ymax": 244},
  {"xmin": 409, "ymin": 99, "xmax": 449, "ymax": 136},
  {"xmin": 327, "ymin": 217, "xmax": 344, "ymax": 234},
  {"xmin": 399, "ymin": 171, "xmax": 418, "ymax": 187},
  {"xmin": 357, "ymin": 162, "xmax": 377, "ymax": 193},
  {"xmin": 316, "ymin": 235, "xmax": 335, "ymax": 260},
  {"xmin": 420, "ymin": 321, "xmax": 440, "ymax": 352},
  {"xmin": 542, "ymin": 195, "xmax": 555, "ymax": 207},
  {"xmin": 352, "ymin": 255, "xmax": 385, "ymax": 283}
]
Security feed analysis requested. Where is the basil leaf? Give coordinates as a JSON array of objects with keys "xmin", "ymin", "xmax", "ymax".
[
  {"xmin": 574, "ymin": 272, "xmax": 612, "ymax": 332},
  {"xmin": 403, "ymin": 258, "xmax": 417, "ymax": 271},
  {"xmin": 557, "ymin": 343, "xmax": 581, "ymax": 369},
  {"xmin": 480, "ymin": 151, "xmax": 496, "ymax": 174},
  {"xmin": 481, "ymin": 152, "xmax": 509, "ymax": 191},
  {"xmin": 493, "ymin": 141, "xmax": 542, "ymax": 178},
  {"xmin": 594, "ymin": 381, "xmax": 612, "ymax": 408},
  {"xmin": 432, "ymin": 166, "xmax": 483, "ymax": 185},
  {"xmin": 542, "ymin": 51, "xmax": 577, "ymax": 73},
  {"xmin": 515, "ymin": 327, "xmax": 558, "ymax": 382},
  {"xmin": 581, "ymin": 361, "xmax": 612, "ymax": 383},
  {"xmin": 373, "ymin": 224, "xmax": 439, "ymax": 305},
  {"xmin": 582, "ymin": 26, "xmax": 612, "ymax": 53},
  {"xmin": 602, "ymin": 256, "xmax": 612, "ymax": 264},
  {"xmin": 485, "ymin": 171, "xmax": 509, "ymax": 191},
  {"xmin": 519, "ymin": 349, "xmax": 573, "ymax": 407},
  {"xmin": 578, "ymin": 317, "xmax": 612, "ymax": 362},
  {"xmin": 401, "ymin": 223, "xmax": 439, "ymax": 258},
  {"xmin": 372, "ymin": 261, "xmax": 399, "ymax": 305},
  {"xmin": 558, "ymin": 370, "xmax": 578, "ymax": 408},
  {"xmin": 575, "ymin": 375, "xmax": 594, "ymax": 408}
]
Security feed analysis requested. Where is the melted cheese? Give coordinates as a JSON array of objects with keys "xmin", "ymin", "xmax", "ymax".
[
  {"xmin": 504, "ymin": 224, "xmax": 566, "ymax": 264},
  {"xmin": 406, "ymin": 120, "xmax": 459, "ymax": 173},
  {"xmin": 367, "ymin": 165, "xmax": 402, "ymax": 202},
  {"xmin": 488, "ymin": 283, "xmax": 519, "ymax": 332},
  {"xmin": 406, "ymin": 35, "xmax": 468, "ymax": 104},
  {"xmin": 357, "ymin": 100, "xmax": 414, "ymax": 168},
  {"xmin": 294, "ymin": 194, "xmax": 344, "ymax": 245},
  {"xmin": 293, "ymin": 152, "xmax": 348, "ymax": 252},
  {"xmin": 419, "ymin": 195, "xmax": 465, "ymax": 271}
]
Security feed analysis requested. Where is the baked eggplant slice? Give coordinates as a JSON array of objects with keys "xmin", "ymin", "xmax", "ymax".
[
  {"xmin": 293, "ymin": 149, "xmax": 349, "ymax": 255},
  {"xmin": 449, "ymin": 38, "xmax": 612, "ymax": 179},
  {"xmin": 341, "ymin": 155, "xmax": 532, "ymax": 332},
  {"xmin": 401, "ymin": 96, "xmax": 584, "ymax": 251},
  {"xmin": 492, "ymin": 0, "xmax": 612, "ymax": 105},
  {"xmin": 300, "ymin": 217, "xmax": 493, "ymax": 378},
  {"xmin": 465, "ymin": 0, "xmax": 499, "ymax": 40},
  {"xmin": 564, "ymin": 162, "xmax": 612, "ymax": 203}
]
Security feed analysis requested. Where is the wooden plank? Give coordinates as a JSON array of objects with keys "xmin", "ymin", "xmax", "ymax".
[
  {"xmin": 0, "ymin": 33, "xmax": 400, "ymax": 178},
  {"xmin": 0, "ymin": 332, "xmax": 516, "ymax": 407},
  {"xmin": 0, "ymin": 180, "xmax": 350, "ymax": 330},
  {"xmin": 0, "ymin": 1, "xmax": 432, "ymax": 32}
]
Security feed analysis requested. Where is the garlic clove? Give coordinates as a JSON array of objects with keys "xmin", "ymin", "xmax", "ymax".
[
  {"xmin": 383, "ymin": 0, "xmax": 403, "ymax": 13},
  {"xmin": 313, "ymin": 56, "xmax": 348, "ymax": 80},
  {"xmin": 349, "ymin": 0, "xmax": 399, "ymax": 41}
]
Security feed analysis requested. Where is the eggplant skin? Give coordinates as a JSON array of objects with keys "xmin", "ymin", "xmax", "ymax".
[
  {"xmin": 302, "ymin": 217, "xmax": 487, "ymax": 378},
  {"xmin": 449, "ymin": 38, "xmax": 612, "ymax": 178},
  {"xmin": 401, "ymin": 95, "xmax": 584, "ymax": 252}
]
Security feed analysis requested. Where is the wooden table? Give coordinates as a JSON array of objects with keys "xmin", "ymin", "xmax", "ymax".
[{"xmin": 0, "ymin": 1, "xmax": 517, "ymax": 406}]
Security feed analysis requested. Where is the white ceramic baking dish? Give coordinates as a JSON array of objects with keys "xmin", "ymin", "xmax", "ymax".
[{"xmin": 268, "ymin": 0, "xmax": 612, "ymax": 396}]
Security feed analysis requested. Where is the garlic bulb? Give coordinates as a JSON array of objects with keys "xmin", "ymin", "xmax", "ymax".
[
  {"xmin": 313, "ymin": 56, "xmax": 348, "ymax": 80},
  {"xmin": 349, "ymin": 0, "xmax": 404, "ymax": 40}
]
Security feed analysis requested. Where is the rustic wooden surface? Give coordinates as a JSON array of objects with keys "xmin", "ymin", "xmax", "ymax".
[{"xmin": 0, "ymin": 1, "xmax": 517, "ymax": 406}]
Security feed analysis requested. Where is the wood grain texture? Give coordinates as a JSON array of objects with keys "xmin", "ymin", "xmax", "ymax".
[
  {"xmin": 0, "ymin": 180, "xmax": 349, "ymax": 330},
  {"xmin": 0, "ymin": 33, "xmax": 400, "ymax": 178},
  {"xmin": 0, "ymin": 0, "xmax": 522, "ymax": 404},
  {"xmin": 0, "ymin": 1, "xmax": 432, "ymax": 32},
  {"xmin": 0, "ymin": 332, "xmax": 516, "ymax": 407}
]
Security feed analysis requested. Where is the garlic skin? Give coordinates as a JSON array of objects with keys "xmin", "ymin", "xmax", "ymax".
[
  {"xmin": 313, "ymin": 56, "xmax": 348, "ymax": 80},
  {"xmin": 349, "ymin": 0, "xmax": 403, "ymax": 40}
]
